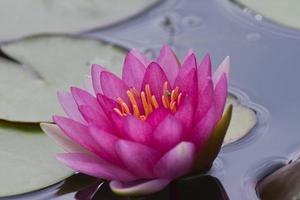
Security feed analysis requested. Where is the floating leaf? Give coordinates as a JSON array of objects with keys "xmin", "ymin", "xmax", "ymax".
[
  {"xmin": 258, "ymin": 159, "xmax": 300, "ymax": 200},
  {"xmin": 223, "ymin": 95, "xmax": 257, "ymax": 145},
  {"xmin": 0, "ymin": 121, "xmax": 72, "ymax": 197},
  {"xmin": 234, "ymin": 0, "xmax": 300, "ymax": 30},
  {"xmin": 0, "ymin": 35, "xmax": 126, "ymax": 123},
  {"xmin": 0, "ymin": 0, "xmax": 160, "ymax": 40}
]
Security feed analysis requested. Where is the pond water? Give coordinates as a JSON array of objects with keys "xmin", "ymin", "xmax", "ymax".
[{"xmin": 2, "ymin": 0, "xmax": 300, "ymax": 199}]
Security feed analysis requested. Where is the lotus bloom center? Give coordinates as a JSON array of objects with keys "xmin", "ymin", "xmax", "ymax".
[{"xmin": 114, "ymin": 82, "xmax": 182, "ymax": 121}]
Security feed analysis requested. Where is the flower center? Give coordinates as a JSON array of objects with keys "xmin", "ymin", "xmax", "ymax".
[{"xmin": 113, "ymin": 81, "xmax": 182, "ymax": 121}]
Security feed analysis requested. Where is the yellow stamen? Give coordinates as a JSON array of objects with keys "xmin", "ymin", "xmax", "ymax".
[
  {"xmin": 151, "ymin": 95, "xmax": 159, "ymax": 109},
  {"xmin": 127, "ymin": 90, "xmax": 140, "ymax": 117},
  {"xmin": 177, "ymin": 93, "xmax": 182, "ymax": 106},
  {"xmin": 130, "ymin": 88, "xmax": 140, "ymax": 97},
  {"xmin": 140, "ymin": 115, "xmax": 146, "ymax": 121},
  {"xmin": 145, "ymin": 84, "xmax": 152, "ymax": 103},
  {"xmin": 114, "ymin": 108, "xmax": 123, "ymax": 116},
  {"xmin": 162, "ymin": 95, "xmax": 170, "ymax": 108},
  {"xmin": 170, "ymin": 101, "xmax": 176, "ymax": 112},
  {"xmin": 141, "ymin": 92, "xmax": 150, "ymax": 116},
  {"xmin": 121, "ymin": 103, "xmax": 130, "ymax": 114}
]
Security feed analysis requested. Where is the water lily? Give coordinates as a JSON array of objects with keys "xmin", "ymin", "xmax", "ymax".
[{"xmin": 41, "ymin": 44, "xmax": 232, "ymax": 196}]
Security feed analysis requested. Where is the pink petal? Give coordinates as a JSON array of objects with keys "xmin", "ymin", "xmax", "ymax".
[
  {"xmin": 71, "ymin": 87, "xmax": 103, "ymax": 112},
  {"xmin": 153, "ymin": 142, "xmax": 196, "ymax": 179},
  {"xmin": 53, "ymin": 116, "xmax": 104, "ymax": 157},
  {"xmin": 100, "ymin": 71, "xmax": 130, "ymax": 104},
  {"xmin": 146, "ymin": 108, "xmax": 169, "ymax": 128},
  {"xmin": 189, "ymin": 106, "xmax": 218, "ymax": 149},
  {"xmin": 182, "ymin": 49, "xmax": 195, "ymax": 64},
  {"xmin": 214, "ymin": 74, "xmax": 228, "ymax": 120},
  {"xmin": 123, "ymin": 115, "xmax": 153, "ymax": 145},
  {"xmin": 97, "ymin": 94, "xmax": 119, "ymax": 116},
  {"xmin": 91, "ymin": 64, "xmax": 106, "ymax": 95},
  {"xmin": 88, "ymin": 125, "xmax": 121, "ymax": 164},
  {"xmin": 141, "ymin": 62, "xmax": 169, "ymax": 104},
  {"xmin": 57, "ymin": 91, "xmax": 86, "ymax": 124},
  {"xmin": 156, "ymin": 44, "xmax": 180, "ymax": 84},
  {"xmin": 153, "ymin": 116, "xmax": 183, "ymax": 153},
  {"xmin": 110, "ymin": 179, "xmax": 170, "ymax": 196},
  {"xmin": 130, "ymin": 48, "xmax": 149, "ymax": 66},
  {"xmin": 40, "ymin": 123, "xmax": 88, "ymax": 153},
  {"xmin": 194, "ymin": 82, "xmax": 214, "ymax": 122},
  {"xmin": 174, "ymin": 96, "xmax": 194, "ymax": 131},
  {"xmin": 116, "ymin": 140, "xmax": 159, "ymax": 179},
  {"xmin": 78, "ymin": 105, "xmax": 112, "ymax": 132},
  {"xmin": 197, "ymin": 54, "xmax": 212, "ymax": 90},
  {"xmin": 57, "ymin": 153, "xmax": 137, "ymax": 182},
  {"xmin": 122, "ymin": 51, "xmax": 146, "ymax": 90},
  {"xmin": 213, "ymin": 56, "xmax": 230, "ymax": 86}
]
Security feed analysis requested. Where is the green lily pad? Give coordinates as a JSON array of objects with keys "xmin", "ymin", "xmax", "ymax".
[
  {"xmin": 223, "ymin": 95, "xmax": 257, "ymax": 145},
  {"xmin": 234, "ymin": 0, "xmax": 300, "ymax": 30},
  {"xmin": 0, "ymin": 35, "xmax": 126, "ymax": 123},
  {"xmin": 0, "ymin": 121, "xmax": 72, "ymax": 197},
  {"xmin": 0, "ymin": 0, "xmax": 160, "ymax": 39}
]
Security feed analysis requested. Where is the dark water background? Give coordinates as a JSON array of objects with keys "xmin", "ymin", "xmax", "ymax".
[{"xmin": 2, "ymin": 0, "xmax": 300, "ymax": 199}]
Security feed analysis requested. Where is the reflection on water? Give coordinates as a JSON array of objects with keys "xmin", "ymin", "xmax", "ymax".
[{"xmin": 0, "ymin": 174, "xmax": 228, "ymax": 200}]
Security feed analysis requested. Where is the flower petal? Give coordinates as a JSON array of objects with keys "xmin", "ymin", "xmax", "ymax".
[
  {"xmin": 53, "ymin": 116, "xmax": 105, "ymax": 158},
  {"xmin": 110, "ymin": 179, "xmax": 170, "ymax": 196},
  {"xmin": 122, "ymin": 51, "xmax": 146, "ymax": 90},
  {"xmin": 123, "ymin": 115, "xmax": 153, "ymax": 145},
  {"xmin": 189, "ymin": 106, "xmax": 218, "ymax": 149},
  {"xmin": 197, "ymin": 54, "xmax": 212, "ymax": 90},
  {"xmin": 130, "ymin": 48, "xmax": 149, "ymax": 66},
  {"xmin": 174, "ymin": 96, "xmax": 194, "ymax": 131},
  {"xmin": 213, "ymin": 56, "xmax": 230, "ymax": 86},
  {"xmin": 142, "ymin": 62, "xmax": 169, "ymax": 104},
  {"xmin": 89, "ymin": 125, "xmax": 120, "ymax": 164},
  {"xmin": 91, "ymin": 64, "xmax": 106, "ymax": 95},
  {"xmin": 100, "ymin": 71, "xmax": 129, "ymax": 104},
  {"xmin": 182, "ymin": 49, "xmax": 196, "ymax": 64},
  {"xmin": 116, "ymin": 140, "xmax": 159, "ymax": 179},
  {"xmin": 153, "ymin": 142, "xmax": 196, "ymax": 179},
  {"xmin": 156, "ymin": 44, "xmax": 180, "ymax": 84},
  {"xmin": 71, "ymin": 87, "xmax": 103, "ymax": 112},
  {"xmin": 57, "ymin": 91, "xmax": 86, "ymax": 124},
  {"xmin": 57, "ymin": 153, "xmax": 137, "ymax": 182},
  {"xmin": 97, "ymin": 94, "xmax": 119, "ymax": 116},
  {"xmin": 214, "ymin": 74, "xmax": 228, "ymax": 120},
  {"xmin": 146, "ymin": 108, "xmax": 169, "ymax": 128},
  {"xmin": 153, "ymin": 116, "xmax": 183, "ymax": 153},
  {"xmin": 78, "ymin": 105, "xmax": 112, "ymax": 132},
  {"xmin": 40, "ymin": 123, "xmax": 88, "ymax": 153}
]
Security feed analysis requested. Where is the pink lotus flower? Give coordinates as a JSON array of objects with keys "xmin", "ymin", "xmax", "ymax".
[{"xmin": 41, "ymin": 45, "xmax": 232, "ymax": 196}]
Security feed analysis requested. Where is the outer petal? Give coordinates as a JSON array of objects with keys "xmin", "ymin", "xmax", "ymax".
[
  {"xmin": 130, "ymin": 48, "xmax": 149, "ymax": 66},
  {"xmin": 53, "ymin": 116, "xmax": 108, "ymax": 160},
  {"xmin": 116, "ymin": 140, "xmax": 159, "ymax": 179},
  {"xmin": 174, "ymin": 52, "xmax": 197, "ymax": 87},
  {"xmin": 78, "ymin": 105, "xmax": 112, "ymax": 132},
  {"xmin": 214, "ymin": 74, "xmax": 228, "ymax": 120},
  {"xmin": 153, "ymin": 142, "xmax": 196, "ymax": 179},
  {"xmin": 100, "ymin": 71, "xmax": 130, "ymax": 104},
  {"xmin": 71, "ymin": 87, "xmax": 103, "ymax": 112},
  {"xmin": 91, "ymin": 64, "xmax": 107, "ymax": 95},
  {"xmin": 57, "ymin": 153, "xmax": 137, "ymax": 182},
  {"xmin": 153, "ymin": 116, "xmax": 183, "ymax": 153},
  {"xmin": 110, "ymin": 179, "xmax": 170, "ymax": 196},
  {"xmin": 213, "ymin": 56, "xmax": 230, "ymax": 86},
  {"xmin": 182, "ymin": 49, "xmax": 196, "ymax": 64},
  {"xmin": 40, "ymin": 123, "xmax": 88, "ymax": 153},
  {"xmin": 156, "ymin": 44, "xmax": 180, "ymax": 84},
  {"xmin": 89, "ymin": 125, "xmax": 120, "ymax": 164},
  {"xmin": 188, "ymin": 106, "xmax": 218, "ymax": 149},
  {"xmin": 194, "ymin": 54, "xmax": 214, "ymax": 121},
  {"xmin": 97, "ymin": 94, "xmax": 119, "ymax": 116},
  {"xmin": 122, "ymin": 51, "xmax": 146, "ymax": 90},
  {"xmin": 57, "ymin": 91, "xmax": 86, "ymax": 124},
  {"xmin": 141, "ymin": 62, "xmax": 169, "ymax": 104}
]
